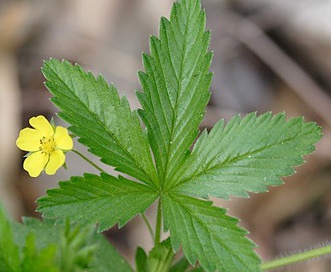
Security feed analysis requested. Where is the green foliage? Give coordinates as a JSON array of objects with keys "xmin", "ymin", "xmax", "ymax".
[
  {"xmin": 135, "ymin": 247, "xmax": 148, "ymax": 272},
  {"xmin": 0, "ymin": 205, "xmax": 20, "ymax": 272},
  {"xmin": 147, "ymin": 239, "xmax": 174, "ymax": 272},
  {"xmin": 89, "ymin": 233, "xmax": 133, "ymax": 272},
  {"xmin": 57, "ymin": 221, "xmax": 95, "ymax": 272},
  {"xmin": 0, "ymin": 205, "xmax": 59, "ymax": 272},
  {"xmin": 37, "ymin": 173, "xmax": 158, "ymax": 232},
  {"xmin": 35, "ymin": 0, "xmax": 322, "ymax": 271},
  {"xmin": 163, "ymin": 193, "xmax": 259, "ymax": 271},
  {"xmin": 137, "ymin": 0, "xmax": 212, "ymax": 183},
  {"xmin": 1, "ymin": 204, "xmax": 131, "ymax": 272},
  {"xmin": 168, "ymin": 257, "xmax": 190, "ymax": 272},
  {"xmin": 20, "ymin": 234, "xmax": 59, "ymax": 272},
  {"xmin": 42, "ymin": 59, "xmax": 157, "ymax": 187},
  {"xmin": 136, "ymin": 239, "xmax": 174, "ymax": 272},
  {"xmin": 169, "ymin": 112, "xmax": 321, "ymax": 198}
]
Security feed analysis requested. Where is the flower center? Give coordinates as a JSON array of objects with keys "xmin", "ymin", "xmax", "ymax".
[{"xmin": 40, "ymin": 136, "xmax": 56, "ymax": 155}]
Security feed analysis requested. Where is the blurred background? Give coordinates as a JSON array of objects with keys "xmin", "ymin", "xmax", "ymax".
[{"xmin": 1, "ymin": 0, "xmax": 331, "ymax": 271}]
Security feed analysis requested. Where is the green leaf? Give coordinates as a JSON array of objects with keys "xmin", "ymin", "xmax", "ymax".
[
  {"xmin": 89, "ymin": 232, "xmax": 133, "ymax": 272},
  {"xmin": 0, "ymin": 205, "xmax": 20, "ymax": 272},
  {"xmin": 135, "ymin": 247, "xmax": 148, "ymax": 272},
  {"xmin": 146, "ymin": 238, "xmax": 174, "ymax": 272},
  {"xmin": 136, "ymin": 239, "xmax": 174, "ymax": 272},
  {"xmin": 20, "ymin": 234, "xmax": 59, "ymax": 272},
  {"xmin": 169, "ymin": 257, "xmax": 191, "ymax": 272},
  {"xmin": 14, "ymin": 217, "xmax": 132, "ymax": 272},
  {"xmin": 14, "ymin": 218, "xmax": 96, "ymax": 272},
  {"xmin": 13, "ymin": 218, "xmax": 60, "ymax": 250},
  {"xmin": 58, "ymin": 221, "xmax": 96, "ymax": 272},
  {"xmin": 42, "ymin": 59, "xmax": 157, "ymax": 187},
  {"xmin": 190, "ymin": 268, "xmax": 206, "ymax": 272},
  {"xmin": 162, "ymin": 193, "xmax": 261, "ymax": 272},
  {"xmin": 37, "ymin": 173, "xmax": 158, "ymax": 232},
  {"xmin": 170, "ymin": 112, "xmax": 322, "ymax": 198},
  {"xmin": 137, "ymin": 0, "xmax": 212, "ymax": 183}
]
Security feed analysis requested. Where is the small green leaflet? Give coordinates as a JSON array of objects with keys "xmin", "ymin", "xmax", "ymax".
[
  {"xmin": 136, "ymin": 239, "xmax": 174, "ymax": 272},
  {"xmin": 42, "ymin": 59, "xmax": 158, "ymax": 187},
  {"xmin": 135, "ymin": 247, "xmax": 148, "ymax": 272},
  {"xmin": 146, "ymin": 239, "xmax": 174, "ymax": 272},
  {"xmin": 168, "ymin": 112, "xmax": 322, "ymax": 198},
  {"xmin": 37, "ymin": 173, "xmax": 158, "ymax": 232},
  {"xmin": 162, "ymin": 193, "xmax": 260, "ymax": 272},
  {"xmin": 137, "ymin": 0, "xmax": 212, "ymax": 183}
]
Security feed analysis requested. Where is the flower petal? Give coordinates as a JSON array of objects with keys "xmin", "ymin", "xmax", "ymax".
[
  {"xmin": 16, "ymin": 128, "xmax": 42, "ymax": 152},
  {"xmin": 23, "ymin": 151, "xmax": 48, "ymax": 177},
  {"xmin": 29, "ymin": 116, "xmax": 54, "ymax": 136},
  {"xmin": 45, "ymin": 150, "xmax": 65, "ymax": 175},
  {"xmin": 54, "ymin": 126, "xmax": 73, "ymax": 150}
]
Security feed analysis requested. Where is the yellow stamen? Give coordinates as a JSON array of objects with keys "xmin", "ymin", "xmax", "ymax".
[{"xmin": 39, "ymin": 136, "xmax": 56, "ymax": 155}]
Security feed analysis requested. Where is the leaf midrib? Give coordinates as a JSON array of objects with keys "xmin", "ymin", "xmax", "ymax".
[
  {"xmin": 42, "ymin": 190, "xmax": 157, "ymax": 207},
  {"xmin": 171, "ymin": 129, "xmax": 313, "ymax": 190},
  {"xmin": 162, "ymin": 4, "xmax": 194, "ymax": 186}
]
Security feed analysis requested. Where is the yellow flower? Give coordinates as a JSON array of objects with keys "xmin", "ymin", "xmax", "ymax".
[{"xmin": 16, "ymin": 115, "xmax": 73, "ymax": 177}]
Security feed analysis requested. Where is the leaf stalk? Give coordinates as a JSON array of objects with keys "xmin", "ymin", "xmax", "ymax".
[
  {"xmin": 141, "ymin": 213, "xmax": 154, "ymax": 241},
  {"xmin": 155, "ymin": 197, "xmax": 162, "ymax": 246},
  {"xmin": 261, "ymin": 244, "xmax": 331, "ymax": 270},
  {"xmin": 72, "ymin": 149, "xmax": 106, "ymax": 173}
]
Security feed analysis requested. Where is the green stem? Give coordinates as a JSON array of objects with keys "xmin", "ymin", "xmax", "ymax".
[
  {"xmin": 154, "ymin": 197, "xmax": 162, "ymax": 246},
  {"xmin": 72, "ymin": 149, "xmax": 106, "ymax": 173},
  {"xmin": 261, "ymin": 244, "xmax": 331, "ymax": 271},
  {"xmin": 141, "ymin": 213, "xmax": 154, "ymax": 241}
]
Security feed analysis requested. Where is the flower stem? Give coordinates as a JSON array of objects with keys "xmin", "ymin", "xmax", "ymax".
[
  {"xmin": 72, "ymin": 149, "xmax": 106, "ymax": 173},
  {"xmin": 154, "ymin": 197, "xmax": 162, "ymax": 246},
  {"xmin": 261, "ymin": 244, "xmax": 331, "ymax": 271},
  {"xmin": 141, "ymin": 213, "xmax": 154, "ymax": 241}
]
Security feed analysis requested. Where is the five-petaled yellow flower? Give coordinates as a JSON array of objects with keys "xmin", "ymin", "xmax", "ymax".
[{"xmin": 16, "ymin": 115, "xmax": 73, "ymax": 177}]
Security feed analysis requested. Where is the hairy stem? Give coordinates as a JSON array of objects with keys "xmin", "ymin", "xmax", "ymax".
[
  {"xmin": 72, "ymin": 149, "xmax": 106, "ymax": 173},
  {"xmin": 155, "ymin": 197, "xmax": 162, "ymax": 246},
  {"xmin": 261, "ymin": 244, "xmax": 331, "ymax": 271}
]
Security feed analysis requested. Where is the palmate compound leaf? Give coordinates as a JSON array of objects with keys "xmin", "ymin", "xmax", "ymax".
[
  {"xmin": 136, "ymin": 0, "xmax": 212, "ymax": 183},
  {"xmin": 37, "ymin": 173, "xmax": 158, "ymax": 232},
  {"xmin": 42, "ymin": 59, "xmax": 158, "ymax": 187},
  {"xmin": 162, "ymin": 193, "xmax": 260, "ymax": 272},
  {"xmin": 37, "ymin": 1, "xmax": 322, "ymax": 272},
  {"xmin": 168, "ymin": 112, "xmax": 322, "ymax": 198}
]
